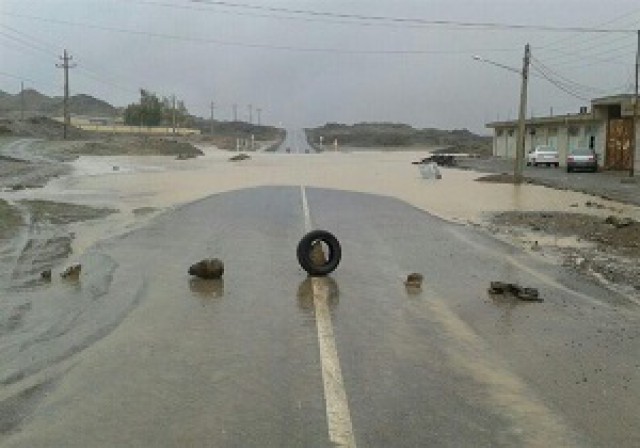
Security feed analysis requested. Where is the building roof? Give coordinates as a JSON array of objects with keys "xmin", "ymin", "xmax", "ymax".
[
  {"xmin": 591, "ymin": 93, "xmax": 635, "ymax": 106},
  {"xmin": 486, "ymin": 113, "xmax": 596, "ymax": 129}
]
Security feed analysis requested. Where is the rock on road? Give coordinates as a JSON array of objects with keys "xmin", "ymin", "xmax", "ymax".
[{"xmin": 1, "ymin": 186, "xmax": 638, "ymax": 447}]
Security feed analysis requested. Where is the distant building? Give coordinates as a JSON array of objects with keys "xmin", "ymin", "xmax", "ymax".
[{"xmin": 486, "ymin": 94, "xmax": 639, "ymax": 171}]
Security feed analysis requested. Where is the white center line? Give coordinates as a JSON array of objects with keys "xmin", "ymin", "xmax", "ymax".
[
  {"xmin": 300, "ymin": 185, "xmax": 357, "ymax": 448},
  {"xmin": 300, "ymin": 185, "xmax": 312, "ymax": 232}
]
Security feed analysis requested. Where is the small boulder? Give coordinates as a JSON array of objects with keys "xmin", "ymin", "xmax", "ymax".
[
  {"xmin": 61, "ymin": 264, "xmax": 81, "ymax": 280},
  {"xmin": 405, "ymin": 273, "xmax": 423, "ymax": 288},
  {"xmin": 189, "ymin": 258, "xmax": 224, "ymax": 279},
  {"xmin": 309, "ymin": 241, "xmax": 327, "ymax": 266}
]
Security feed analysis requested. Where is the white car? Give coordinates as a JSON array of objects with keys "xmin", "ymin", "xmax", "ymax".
[{"xmin": 527, "ymin": 146, "xmax": 559, "ymax": 167}]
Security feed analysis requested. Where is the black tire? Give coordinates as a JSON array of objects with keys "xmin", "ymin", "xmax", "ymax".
[{"xmin": 297, "ymin": 230, "xmax": 341, "ymax": 276}]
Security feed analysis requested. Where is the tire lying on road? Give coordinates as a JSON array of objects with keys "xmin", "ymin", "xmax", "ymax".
[{"xmin": 297, "ymin": 229, "xmax": 341, "ymax": 276}]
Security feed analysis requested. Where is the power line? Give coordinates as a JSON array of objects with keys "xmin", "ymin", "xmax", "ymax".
[
  {"xmin": 531, "ymin": 57, "xmax": 610, "ymax": 95},
  {"xmin": 0, "ymin": 11, "xmax": 521, "ymax": 55},
  {"xmin": 536, "ymin": 6, "xmax": 640, "ymax": 50},
  {"xmin": 530, "ymin": 64, "xmax": 592, "ymax": 101},
  {"xmin": 188, "ymin": 0, "xmax": 637, "ymax": 33},
  {"xmin": 537, "ymin": 34, "xmax": 634, "ymax": 63}
]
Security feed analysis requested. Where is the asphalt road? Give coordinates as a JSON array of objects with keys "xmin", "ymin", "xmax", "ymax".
[
  {"xmin": 1, "ymin": 186, "xmax": 639, "ymax": 447},
  {"xmin": 276, "ymin": 129, "xmax": 315, "ymax": 153}
]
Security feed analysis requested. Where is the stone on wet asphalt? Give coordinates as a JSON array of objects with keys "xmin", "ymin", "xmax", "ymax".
[
  {"xmin": 188, "ymin": 258, "xmax": 225, "ymax": 279},
  {"xmin": 60, "ymin": 264, "xmax": 81, "ymax": 279}
]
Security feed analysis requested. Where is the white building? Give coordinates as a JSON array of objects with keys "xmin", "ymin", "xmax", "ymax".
[{"xmin": 487, "ymin": 94, "xmax": 639, "ymax": 172}]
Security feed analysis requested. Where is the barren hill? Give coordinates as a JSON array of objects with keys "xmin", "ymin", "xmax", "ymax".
[{"xmin": 0, "ymin": 89, "xmax": 119, "ymax": 119}]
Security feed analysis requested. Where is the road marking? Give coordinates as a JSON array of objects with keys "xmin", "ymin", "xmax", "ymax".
[
  {"xmin": 300, "ymin": 185, "xmax": 312, "ymax": 232},
  {"xmin": 300, "ymin": 185, "xmax": 357, "ymax": 448}
]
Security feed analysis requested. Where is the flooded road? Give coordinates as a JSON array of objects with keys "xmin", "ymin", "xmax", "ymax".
[
  {"xmin": 1, "ymin": 140, "xmax": 640, "ymax": 446},
  {"xmin": 1, "ymin": 184, "xmax": 638, "ymax": 447}
]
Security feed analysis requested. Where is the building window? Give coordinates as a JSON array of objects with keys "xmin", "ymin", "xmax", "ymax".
[
  {"xmin": 497, "ymin": 129, "xmax": 503, "ymax": 137},
  {"xmin": 508, "ymin": 129, "xmax": 514, "ymax": 137},
  {"xmin": 568, "ymin": 126, "xmax": 580, "ymax": 136}
]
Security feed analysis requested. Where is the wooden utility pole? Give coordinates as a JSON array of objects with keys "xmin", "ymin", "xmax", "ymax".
[
  {"xmin": 56, "ymin": 49, "xmax": 75, "ymax": 139},
  {"xmin": 20, "ymin": 81, "xmax": 24, "ymax": 120},
  {"xmin": 515, "ymin": 43, "xmax": 531, "ymax": 185},
  {"xmin": 172, "ymin": 94, "xmax": 177, "ymax": 134},
  {"xmin": 257, "ymin": 107, "xmax": 262, "ymax": 125},
  {"xmin": 631, "ymin": 30, "xmax": 639, "ymax": 177},
  {"xmin": 233, "ymin": 103, "xmax": 238, "ymax": 121},
  {"xmin": 248, "ymin": 104, "xmax": 253, "ymax": 124},
  {"xmin": 210, "ymin": 101, "xmax": 215, "ymax": 134}
]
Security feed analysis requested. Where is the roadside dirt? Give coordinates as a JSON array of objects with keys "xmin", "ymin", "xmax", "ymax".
[
  {"xmin": 490, "ymin": 211, "xmax": 640, "ymax": 296},
  {"xmin": 48, "ymin": 136, "xmax": 204, "ymax": 159},
  {"xmin": 0, "ymin": 199, "xmax": 117, "ymax": 288}
]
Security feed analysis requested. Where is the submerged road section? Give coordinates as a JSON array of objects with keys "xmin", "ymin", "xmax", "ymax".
[{"xmin": 1, "ymin": 186, "xmax": 639, "ymax": 447}]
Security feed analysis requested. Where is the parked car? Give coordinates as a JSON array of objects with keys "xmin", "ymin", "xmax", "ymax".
[
  {"xmin": 526, "ymin": 145, "xmax": 559, "ymax": 167},
  {"xmin": 567, "ymin": 147, "xmax": 598, "ymax": 172}
]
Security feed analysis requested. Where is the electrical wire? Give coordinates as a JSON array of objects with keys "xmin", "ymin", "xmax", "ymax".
[
  {"xmin": 531, "ymin": 57, "xmax": 610, "ymax": 95},
  {"xmin": 0, "ymin": 11, "xmax": 526, "ymax": 55},
  {"xmin": 531, "ymin": 63, "xmax": 594, "ymax": 101},
  {"xmin": 536, "ymin": 7, "xmax": 640, "ymax": 51},
  {"xmin": 187, "ymin": 0, "xmax": 637, "ymax": 33}
]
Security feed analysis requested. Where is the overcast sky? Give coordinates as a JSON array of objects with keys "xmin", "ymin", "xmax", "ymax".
[{"xmin": 1, "ymin": 0, "xmax": 639, "ymax": 133}]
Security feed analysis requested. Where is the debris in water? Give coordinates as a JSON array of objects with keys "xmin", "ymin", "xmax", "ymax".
[
  {"xmin": 188, "ymin": 258, "xmax": 224, "ymax": 279},
  {"xmin": 419, "ymin": 162, "xmax": 442, "ymax": 180},
  {"xmin": 488, "ymin": 281, "xmax": 542, "ymax": 302},
  {"xmin": 229, "ymin": 153, "xmax": 251, "ymax": 162},
  {"xmin": 60, "ymin": 264, "xmax": 81, "ymax": 280}
]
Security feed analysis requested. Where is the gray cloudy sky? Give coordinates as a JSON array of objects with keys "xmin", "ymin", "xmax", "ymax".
[{"xmin": 1, "ymin": 0, "xmax": 639, "ymax": 132}]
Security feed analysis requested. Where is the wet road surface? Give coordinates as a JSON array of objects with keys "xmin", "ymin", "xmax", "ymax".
[
  {"xmin": 1, "ymin": 186, "xmax": 639, "ymax": 447},
  {"xmin": 277, "ymin": 129, "xmax": 315, "ymax": 154}
]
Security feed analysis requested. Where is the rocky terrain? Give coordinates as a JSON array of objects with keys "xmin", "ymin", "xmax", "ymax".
[{"xmin": 490, "ymin": 210, "xmax": 640, "ymax": 299}]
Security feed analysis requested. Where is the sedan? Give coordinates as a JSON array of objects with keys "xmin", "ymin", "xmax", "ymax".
[
  {"xmin": 567, "ymin": 148, "xmax": 598, "ymax": 172},
  {"xmin": 527, "ymin": 146, "xmax": 559, "ymax": 167}
]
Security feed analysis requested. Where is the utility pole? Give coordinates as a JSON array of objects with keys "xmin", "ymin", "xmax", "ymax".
[
  {"xmin": 257, "ymin": 107, "xmax": 262, "ymax": 125},
  {"xmin": 20, "ymin": 81, "xmax": 24, "ymax": 120},
  {"xmin": 515, "ymin": 43, "xmax": 531, "ymax": 185},
  {"xmin": 233, "ymin": 103, "xmax": 238, "ymax": 121},
  {"xmin": 210, "ymin": 101, "xmax": 215, "ymax": 134},
  {"xmin": 631, "ymin": 29, "xmax": 639, "ymax": 177},
  {"xmin": 56, "ymin": 49, "xmax": 76, "ymax": 139},
  {"xmin": 248, "ymin": 104, "xmax": 253, "ymax": 124},
  {"xmin": 172, "ymin": 94, "xmax": 177, "ymax": 135}
]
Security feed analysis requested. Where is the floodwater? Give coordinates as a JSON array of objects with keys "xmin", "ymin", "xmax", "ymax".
[{"xmin": 19, "ymin": 146, "xmax": 639, "ymax": 259}]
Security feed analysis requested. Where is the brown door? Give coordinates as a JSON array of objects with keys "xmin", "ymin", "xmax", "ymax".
[{"xmin": 605, "ymin": 118, "xmax": 633, "ymax": 170}]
